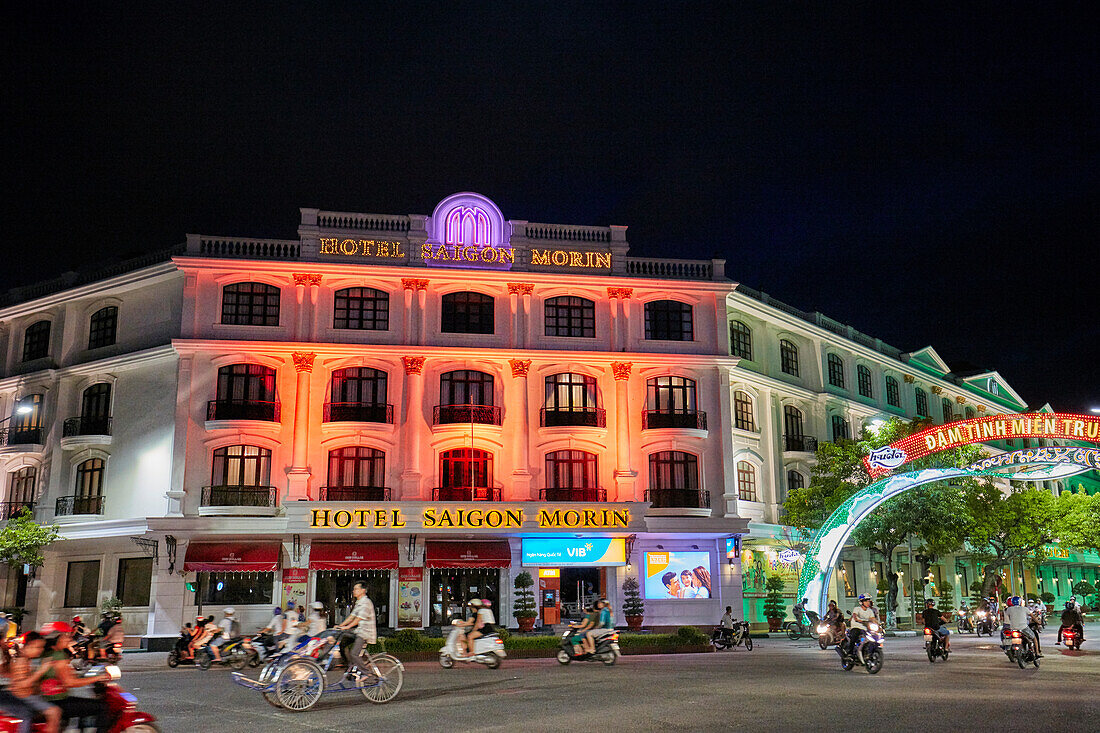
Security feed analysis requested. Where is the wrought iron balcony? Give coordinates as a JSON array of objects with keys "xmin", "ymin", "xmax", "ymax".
[
  {"xmin": 539, "ymin": 408, "xmax": 606, "ymax": 428},
  {"xmin": 1, "ymin": 427, "xmax": 44, "ymax": 446},
  {"xmin": 62, "ymin": 416, "xmax": 113, "ymax": 437},
  {"xmin": 323, "ymin": 402, "xmax": 394, "ymax": 424},
  {"xmin": 642, "ymin": 409, "xmax": 708, "ymax": 430},
  {"xmin": 783, "ymin": 434, "xmax": 818, "ymax": 452},
  {"xmin": 200, "ymin": 485, "xmax": 278, "ymax": 508},
  {"xmin": 55, "ymin": 495, "xmax": 104, "ymax": 516},
  {"xmin": 206, "ymin": 399, "xmax": 281, "ymax": 422},
  {"xmin": 538, "ymin": 487, "xmax": 607, "ymax": 502},
  {"xmin": 644, "ymin": 488, "xmax": 711, "ymax": 509},
  {"xmin": 432, "ymin": 404, "xmax": 502, "ymax": 426},
  {"xmin": 431, "ymin": 486, "xmax": 501, "ymax": 501},
  {"xmin": 318, "ymin": 486, "xmax": 391, "ymax": 501},
  {"xmin": 0, "ymin": 501, "xmax": 35, "ymax": 520}
]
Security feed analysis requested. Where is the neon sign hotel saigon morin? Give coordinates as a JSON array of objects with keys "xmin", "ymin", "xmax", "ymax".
[{"xmin": 0, "ymin": 192, "xmax": 753, "ymax": 643}]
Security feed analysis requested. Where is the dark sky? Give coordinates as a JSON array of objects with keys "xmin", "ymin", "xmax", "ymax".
[{"xmin": 4, "ymin": 5, "xmax": 1097, "ymax": 411}]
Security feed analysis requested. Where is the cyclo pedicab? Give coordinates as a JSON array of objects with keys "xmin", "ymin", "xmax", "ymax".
[{"xmin": 232, "ymin": 633, "xmax": 404, "ymax": 711}]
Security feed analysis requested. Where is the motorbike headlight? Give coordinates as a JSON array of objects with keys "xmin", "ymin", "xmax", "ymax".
[
  {"xmin": 868, "ymin": 623, "xmax": 880, "ymax": 632},
  {"xmin": 816, "ymin": 624, "xmax": 828, "ymax": 634}
]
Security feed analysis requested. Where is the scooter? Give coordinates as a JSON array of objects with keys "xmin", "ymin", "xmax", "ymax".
[
  {"xmin": 837, "ymin": 623, "xmax": 884, "ymax": 674},
  {"xmin": 557, "ymin": 627, "xmax": 620, "ymax": 665},
  {"xmin": 974, "ymin": 610, "xmax": 997, "ymax": 636},
  {"xmin": 0, "ymin": 665, "xmax": 160, "ymax": 732},
  {"xmin": 1006, "ymin": 629, "xmax": 1040, "ymax": 669},
  {"xmin": 712, "ymin": 621, "xmax": 753, "ymax": 651},
  {"xmin": 1061, "ymin": 626, "xmax": 1083, "ymax": 650},
  {"xmin": 239, "ymin": 631, "xmax": 281, "ymax": 667},
  {"xmin": 817, "ymin": 621, "xmax": 845, "ymax": 650},
  {"xmin": 439, "ymin": 621, "xmax": 506, "ymax": 669},
  {"xmin": 924, "ymin": 627, "xmax": 949, "ymax": 662},
  {"xmin": 72, "ymin": 640, "xmax": 123, "ymax": 672},
  {"xmin": 955, "ymin": 610, "xmax": 974, "ymax": 634},
  {"xmin": 195, "ymin": 637, "xmax": 250, "ymax": 670}
]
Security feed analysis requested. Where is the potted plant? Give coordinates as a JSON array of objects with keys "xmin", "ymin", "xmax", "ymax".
[
  {"xmin": 1040, "ymin": 591, "xmax": 1055, "ymax": 611},
  {"xmin": 512, "ymin": 571, "xmax": 538, "ymax": 632},
  {"xmin": 936, "ymin": 581, "xmax": 954, "ymax": 614},
  {"xmin": 622, "ymin": 576, "xmax": 645, "ymax": 630},
  {"xmin": 763, "ymin": 575, "xmax": 786, "ymax": 632}
]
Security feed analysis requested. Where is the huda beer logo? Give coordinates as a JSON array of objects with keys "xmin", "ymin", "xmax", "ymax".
[{"xmin": 867, "ymin": 446, "xmax": 908, "ymax": 471}]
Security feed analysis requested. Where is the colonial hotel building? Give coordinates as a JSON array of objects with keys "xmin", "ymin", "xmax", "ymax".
[{"xmin": 0, "ymin": 192, "xmax": 1086, "ymax": 646}]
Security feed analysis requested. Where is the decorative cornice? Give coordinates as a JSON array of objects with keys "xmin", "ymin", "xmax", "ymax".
[
  {"xmin": 977, "ymin": 405, "xmax": 986, "ymax": 412},
  {"xmin": 611, "ymin": 361, "xmax": 633, "ymax": 380},
  {"xmin": 930, "ymin": 386, "xmax": 944, "ymax": 395},
  {"xmin": 292, "ymin": 273, "xmax": 323, "ymax": 287},
  {"xmin": 509, "ymin": 359, "xmax": 532, "ymax": 378},
  {"xmin": 402, "ymin": 356, "xmax": 425, "ymax": 375},
  {"xmin": 956, "ymin": 395, "xmax": 967, "ymax": 404},
  {"xmin": 903, "ymin": 374, "xmax": 915, "ymax": 384},
  {"xmin": 607, "ymin": 287, "xmax": 633, "ymax": 299},
  {"xmin": 402, "ymin": 278, "xmax": 430, "ymax": 290},
  {"xmin": 291, "ymin": 352, "xmax": 316, "ymax": 372},
  {"xmin": 507, "ymin": 283, "xmax": 535, "ymax": 296}
]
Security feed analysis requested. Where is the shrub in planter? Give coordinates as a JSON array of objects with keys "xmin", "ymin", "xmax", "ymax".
[
  {"xmin": 969, "ymin": 580, "xmax": 985, "ymax": 607},
  {"xmin": 675, "ymin": 626, "xmax": 709, "ymax": 645},
  {"xmin": 1040, "ymin": 591, "xmax": 1055, "ymax": 605},
  {"xmin": 512, "ymin": 571, "xmax": 538, "ymax": 632},
  {"xmin": 622, "ymin": 577, "xmax": 645, "ymax": 629},
  {"xmin": 763, "ymin": 575, "xmax": 786, "ymax": 631},
  {"xmin": 1072, "ymin": 581, "xmax": 1096, "ymax": 600},
  {"xmin": 936, "ymin": 581, "xmax": 954, "ymax": 614}
]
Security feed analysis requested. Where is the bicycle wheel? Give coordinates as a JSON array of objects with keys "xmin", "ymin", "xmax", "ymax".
[
  {"xmin": 787, "ymin": 624, "xmax": 801, "ymax": 641},
  {"xmin": 360, "ymin": 654, "xmax": 404, "ymax": 704},
  {"xmin": 276, "ymin": 658, "xmax": 325, "ymax": 712}
]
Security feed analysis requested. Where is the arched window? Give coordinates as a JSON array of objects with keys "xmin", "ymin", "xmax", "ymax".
[
  {"xmin": 733, "ymin": 390, "xmax": 756, "ymax": 431},
  {"xmin": 221, "ymin": 282, "xmax": 280, "ymax": 326},
  {"xmin": 333, "ymin": 287, "xmax": 389, "ymax": 331},
  {"xmin": 325, "ymin": 446, "xmax": 387, "ymax": 500},
  {"xmin": 965, "ymin": 406, "xmax": 976, "ymax": 420},
  {"xmin": 730, "ymin": 321, "xmax": 753, "ymax": 360},
  {"xmin": 326, "ymin": 367, "xmax": 390, "ymax": 423},
  {"xmin": 544, "ymin": 296, "xmax": 595, "ymax": 338},
  {"xmin": 543, "ymin": 450, "xmax": 602, "ymax": 501},
  {"xmin": 436, "ymin": 449, "xmax": 497, "ymax": 501},
  {"xmin": 831, "ymin": 415, "xmax": 850, "ymax": 442},
  {"xmin": 88, "ymin": 306, "xmax": 118, "ymax": 349},
  {"xmin": 441, "ymin": 292, "xmax": 494, "ymax": 334},
  {"xmin": 783, "ymin": 405, "xmax": 813, "ymax": 452},
  {"xmin": 207, "ymin": 445, "xmax": 274, "ymax": 508},
  {"xmin": 9, "ymin": 394, "xmax": 44, "ymax": 444},
  {"xmin": 942, "ymin": 397, "xmax": 954, "ymax": 423},
  {"xmin": 210, "ymin": 364, "xmax": 279, "ymax": 421},
  {"xmin": 780, "ymin": 339, "xmax": 800, "ymax": 377},
  {"xmin": 542, "ymin": 373, "xmax": 602, "ymax": 427},
  {"xmin": 915, "ymin": 388, "xmax": 929, "ymax": 417},
  {"xmin": 67, "ymin": 458, "xmax": 105, "ymax": 515},
  {"xmin": 4, "ymin": 466, "xmax": 37, "ymax": 518},
  {"xmin": 22, "ymin": 320, "xmax": 51, "ymax": 362},
  {"xmin": 827, "ymin": 354, "xmax": 846, "ymax": 389},
  {"xmin": 737, "ymin": 461, "xmax": 758, "ymax": 502},
  {"xmin": 66, "ymin": 383, "xmax": 112, "ymax": 437},
  {"xmin": 784, "ymin": 470, "xmax": 805, "ymax": 505},
  {"xmin": 644, "ymin": 300, "xmax": 693, "ymax": 341},
  {"xmin": 885, "ymin": 376, "xmax": 901, "ymax": 408},
  {"xmin": 437, "ymin": 370, "xmax": 499, "ymax": 425},
  {"xmin": 645, "ymin": 376, "xmax": 704, "ymax": 429},
  {"xmin": 857, "ymin": 365, "xmax": 873, "ymax": 398},
  {"xmin": 647, "ymin": 451, "xmax": 705, "ymax": 508}
]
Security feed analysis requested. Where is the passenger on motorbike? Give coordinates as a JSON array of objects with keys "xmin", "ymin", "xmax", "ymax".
[
  {"xmin": 95, "ymin": 614, "xmax": 125, "ymax": 660},
  {"xmin": 1056, "ymin": 601, "xmax": 1084, "ymax": 645},
  {"xmin": 1003, "ymin": 595, "xmax": 1041, "ymax": 657},
  {"xmin": 570, "ymin": 603, "xmax": 600, "ymax": 656},
  {"xmin": 0, "ymin": 630, "xmax": 62, "ymax": 733},
  {"xmin": 38, "ymin": 624, "xmax": 112, "ymax": 733},
  {"xmin": 209, "ymin": 608, "xmax": 239, "ymax": 663},
  {"xmin": 584, "ymin": 599, "xmax": 613, "ymax": 653},
  {"xmin": 844, "ymin": 594, "xmax": 880, "ymax": 655},
  {"xmin": 458, "ymin": 599, "xmax": 494, "ymax": 657},
  {"xmin": 921, "ymin": 598, "xmax": 951, "ymax": 652}
]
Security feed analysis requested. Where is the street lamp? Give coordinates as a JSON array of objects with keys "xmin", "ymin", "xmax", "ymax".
[{"xmin": 0, "ymin": 404, "xmax": 33, "ymax": 424}]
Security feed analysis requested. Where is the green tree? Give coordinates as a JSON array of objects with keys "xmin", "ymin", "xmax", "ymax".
[
  {"xmin": 763, "ymin": 575, "xmax": 786, "ymax": 620},
  {"xmin": 0, "ymin": 510, "xmax": 60, "ymax": 569},
  {"xmin": 621, "ymin": 577, "xmax": 644, "ymax": 617},
  {"xmin": 511, "ymin": 571, "xmax": 537, "ymax": 621},
  {"xmin": 1056, "ymin": 489, "xmax": 1100, "ymax": 552},
  {"xmin": 964, "ymin": 484, "xmax": 1062, "ymax": 595}
]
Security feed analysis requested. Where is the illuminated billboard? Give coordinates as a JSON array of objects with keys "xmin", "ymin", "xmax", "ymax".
[
  {"xmin": 520, "ymin": 538, "xmax": 627, "ymax": 567},
  {"xmin": 644, "ymin": 551, "xmax": 713, "ymax": 599}
]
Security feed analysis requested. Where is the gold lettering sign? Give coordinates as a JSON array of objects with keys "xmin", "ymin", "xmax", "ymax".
[
  {"xmin": 309, "ymin": 505, "xmax": 632, "ymax": 530},
  {"xmin": 530, "ymin": 249, "xmax": 612, "ymax": 269},
  {"xmin": 318, "ymin": 238, "xmax": 405, "ymax": 258}
]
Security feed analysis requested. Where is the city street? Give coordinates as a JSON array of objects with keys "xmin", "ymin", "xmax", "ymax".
[{"xmin": 117, "ymin": 625, "xmax": 1099, "ymax": 733}]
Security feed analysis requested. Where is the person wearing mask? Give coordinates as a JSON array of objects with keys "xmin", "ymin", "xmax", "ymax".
[
  {"xmin": 844, "ymin": 594, "xmax": 881, "ymax": 656},
  {"xmin": 334, "ymin": 581, "xmax": 377, "ymax": 676},
  {"xmin": 0, "ymin": 630, "xmax": 62, "ymax": 733},
  {"xmin": 37, "ymin": 625, "xmax": 112, "ymax": 733},
  {"xmin": 921, "ymin": 598, "xmax": 951, "ymax": 653},
  {"xmin": 209, "ymin": 608, "xmax": 239, "ymax": 663}
]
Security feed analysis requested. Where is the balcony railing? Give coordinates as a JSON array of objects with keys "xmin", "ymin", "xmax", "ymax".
[
  {"xmin": 55, "ymin": 495, "xmax": 104, "ymax": 516},
  {"xmin": 642, "ymin": 409, "xmax": 708, "ymax": 430},
  {"xmin": 323, "ymin": 402, "xmax": 394, "ymax": 424},
  {"xmin": 433, "ymin": 404, "xmax": 502, "ymax": 426},
  {"xmin": 318, "ymin": 486, "xmax": 391, "ymax": 501},
  {"xmin": 0, "ymin": 501, "xmax": 35, "ymax": 520},
  {"xmin": 62, "ymin": 416, "xmax": 113, "ymax": 437},
  {"xmin": 201, "ymin": 485, "xmax": 278, "ymax": 508},
  {"xmin": 783, "ymin": 434, "xmax": 818, "ymax": 452},
  {"xmin": 206, "ymin": 400, "xmax": 281, "ymax": 422},
  {"xmin": 1, "ymin": 427, "xmax": 44, "ymax": 446},
  {"xmin": 644, "ymin": 488, "xmax": 711, "ymax": 509},
  {"xmin": 538, "ymin": 487, "xmax": 607, "ymax": 502},
  {"xmin": 539, "ymin": 408, "xmax": 606, "ymax": 428},
  {"xmin": 431, "ymin": 486, "xmax": 501, "ymax": 501}
]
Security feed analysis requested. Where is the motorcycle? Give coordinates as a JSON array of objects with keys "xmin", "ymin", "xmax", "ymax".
[
  {"xmin": 195, "ymin": 637, "xmax": 250, "ymax": 670},
  {"xmin": 955, "ymin": 610, "xmax": 974, "ymax": 634},
  {"xmin": 1061, "ymin": 626, "xmax": 1083, "ymax": 650},
  {"xmin": 1006, "ymin": 629, "xmax": 1040, "ymax": 669},
  {"xmin": 0, "ymin": 665, "xmax": 160, "ymax": 732},
  {"xmin": 438, "ymin": 621, "xmax": 506, "ymax": 669},
  {"xmin": 712, "ymin": 621, "xmax": 753, "ymax": 651},
  {"xmin": 837, "ymin": 623, "xmax": 884, "ymax": 674},
  {"xmin": 974, "ymin": 610, "xmax": 998, "ymax": 636},
  {"xmin": 816, "ymin": 621, "xmax": 846, "ymax": 650},
  {"xmin": 556, "ymin": 627, "xmax": 620, "ymax": 665},
  {"xmin": 239, "ymin": 632, "xmax": 281, "ymax": 667},
  {"xmin": 72, "ymin": 639, "xmax": 123, "ymax": 672},
  {"xmin": 924, "ymin": 627, "xmax": 949, "ymax": 662}
]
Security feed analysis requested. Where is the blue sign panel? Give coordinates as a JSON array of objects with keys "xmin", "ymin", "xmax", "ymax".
[{"xmin": 521, "ymin": 538, "xmax": 627, "ymax": 567}]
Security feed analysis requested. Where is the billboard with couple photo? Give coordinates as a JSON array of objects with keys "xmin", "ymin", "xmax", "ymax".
[{"xmin": 644, "ymin": 551, "xmax": 712, "ymax": 599}]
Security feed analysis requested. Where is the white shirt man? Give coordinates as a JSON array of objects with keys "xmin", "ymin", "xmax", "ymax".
[{"xmin": 720, "ymin": 610, "xmax": 735, "ymax": 629}]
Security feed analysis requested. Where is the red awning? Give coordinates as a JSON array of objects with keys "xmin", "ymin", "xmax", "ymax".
[
  {"xmin": 309, "ymin": 543, "xmax": 400, "ymax": 570},
  {"xmin": 183, "ymin": 542, "xmax": 280, "ymax": 572},
  {"xmin": 425, "ymin": 541, "xmax": 511, "ymax": 569}
]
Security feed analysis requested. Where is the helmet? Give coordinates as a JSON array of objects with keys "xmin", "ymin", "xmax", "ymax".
[
  {"xmin": 223, "ymin": 607, "xmax": 236, "ymax": 616},
  {"xmin": 311, "ymin": 601, "xmax": 324, "ymax": 611},
  {"xmin": 71, "ymin": 615, "xmax": 83, "ymax": 624},
  {"xmin": 196, "ymin": 615, "xmax": 206, "ymax": 622},
  {"xmin": 925, "ymin": 597, "xmax": 935, "ymax": 605},
  {"xmin": 1006, "ymin": 596, "xmax": 1021, "ymax": 607},
  {"xmin": 858, "ymin": 594, "xmax": 872, "ymax": 603},
  {"xmin": 802, "ymin": 598, "xmax": 808, "ymax": 604},
  {"xmin": 482, "ymin": 599, "xmax": 492, "ymax": 607},
  {"xmin": 42, "ymin": 621, "xmax": 73, "ymax": 636},
  {"xmin": 468, "ymin": 598, "xmax": 484, "ymax": 609},
  {"xmin": 1066, "ymin": 602, "xmax": 1074, "ymax": 610}
]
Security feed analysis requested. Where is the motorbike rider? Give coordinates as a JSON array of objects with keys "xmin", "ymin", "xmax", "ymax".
[
  {"xmin": 334, "ymin": 581, "xmax": 377, "ymax": 676},
  {"xmin": 921, "ymin": 598, "xmax": 951, "ymax": 652},
  {"xmin": 843, "ymin": 594, "xmax": 881, "ymax": 656},
  {"xmin": 456, "ymin": 599, "xmax": 494, "ymax": 657},
  {"xmin": 823, "ymin": 600, "xmax": 845, "ymax": 638},
  {"xmin": 1056, "ymin": 601, "xmax": 1084, "ymax": 645},
  {"xmin": 0, "ymin": 629, "xmax": 62, "ymax": 733},
  {"xmin": 95, "ymin": 613, "xmax": 125, "ymax": 660},
  {"xmin": 38, "ymin": 623, "xmax": 113, "ymax": 733},
  {"xmin": 1003, "ymin": 595, "xmax": 1041, "ymax": 657},
  {"xmin": 714, "ymin": 606, "xmax": 736, "ymax": 643},
  {"xmin": 583, "ymin": 599, "xmax": 613, "ymax": 653},
  {"xmin": 209, "ymin": 608, "xmax": 239, "ymax": 663},
  {"xmin": 70, "ymin": 616, "xmax": 90, "ymax": 638},
  {"xmin": 792, "ymin": 597, "xmax": 807, "ymax": 626}
]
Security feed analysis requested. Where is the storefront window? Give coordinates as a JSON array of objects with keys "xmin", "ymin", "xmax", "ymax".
[
  {"xmin": 196, "ymin": 572, "xmax": 274, "ymax": 606},
  {"xmin": 64, "ymin": 560, "xmax": 100, "ymax": 607},
  {"xmin": 429, "ymin": 568, "xmax": 499, "ymax": 626},
  {"xmin": 315, "ymin": 570, "xmax": 391, "ymax": 628},
  {"xmin": 117, "ymin": 557, "xmax": 153, "ymax": 606}
]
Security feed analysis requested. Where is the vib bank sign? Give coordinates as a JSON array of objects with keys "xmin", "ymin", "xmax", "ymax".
[{"xmin": 521, "ymin": 538, "xmax": 627, "ymax": 567}]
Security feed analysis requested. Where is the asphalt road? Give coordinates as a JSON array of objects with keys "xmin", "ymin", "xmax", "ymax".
[{"xmin": 117, "ymin": 625, "xmax": 1099, "ymax": 733}]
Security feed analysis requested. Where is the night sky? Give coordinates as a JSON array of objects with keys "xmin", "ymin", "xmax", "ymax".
[{"xmin": 4, "ymin": 5, "xmax": 1097, "ymax": 411}]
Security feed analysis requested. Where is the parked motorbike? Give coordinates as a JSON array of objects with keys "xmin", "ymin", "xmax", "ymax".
[
  {"xmin": 924, "ymin": 627, "xmax": 949, "ymax": 662},
  {"xmin": 712, "ymin": 622, "xmax": 753, "ymax": 651},
  {"xmin": 557, "ymin": 627, "xmax": 620, "ymax": 665},
  {"xmin": 1005, "ymin": 629, "xmax": 1040, "ymax": 668},
  {"xmin": 955, "ymin": 610, "xmax": 974, "ymax": 634},
  {"xmin": 816, "ymin": 622, "xmax": 845, "ymax": 650},
  {"xmin": 837, "ymin": 623, "xmax": 884, "ymax": 674},
  {"xmin": 1061, "ymin": 626, "xmax": 1083, "ymax": 651},
  {"xmin": 438, "ymin": 621, "xmax": 506, "ymax": 669},
  {"xmin": 0, "ymin": 665, "xmax": 160, "ymax": 732}
]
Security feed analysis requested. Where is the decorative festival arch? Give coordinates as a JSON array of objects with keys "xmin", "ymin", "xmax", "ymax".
[{"xmin": 796, "ymin": 413, "xmax": 1100, "ymax": 616}]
